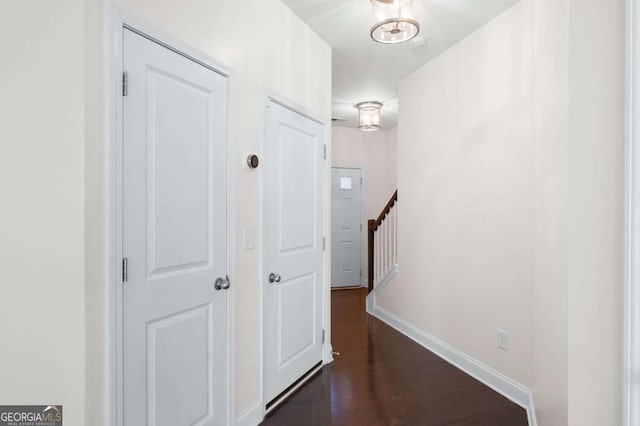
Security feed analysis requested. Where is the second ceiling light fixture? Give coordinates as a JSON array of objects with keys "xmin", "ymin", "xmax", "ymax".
[{"xmin": 356, "ymin": 101, "xmax": 383, "ymax": 132}]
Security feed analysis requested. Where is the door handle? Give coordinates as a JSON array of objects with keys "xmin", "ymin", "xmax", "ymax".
[
  {"xmin": 214, "ymin": 275, "xmax": 231, "ymax": 291},
  {"xmin": 268, "ymin": 273, "xmax": 281, "ymax": 284}
]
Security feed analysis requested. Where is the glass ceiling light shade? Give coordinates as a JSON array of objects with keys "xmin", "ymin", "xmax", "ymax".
[
  {"xmin": 370, "ymin": 0, "xmax": 420, "ymax": 44},
  {"xmin": 356, "ymin": 101, "xmax": 383, "ymax": 132}
]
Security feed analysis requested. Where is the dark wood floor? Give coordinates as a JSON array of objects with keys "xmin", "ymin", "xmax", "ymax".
[{"xmin": 261, "ymin": 288, "xmax": 528, "ymax": 426}]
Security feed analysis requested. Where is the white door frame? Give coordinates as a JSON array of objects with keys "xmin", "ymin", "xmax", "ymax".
[
  {"xmin": 331, "ymin": 165, "xmax": 366, "ymax": 287},
  {"xmin": 107, "ymin": 8, "xmax": 237, "ymax": 425},
  {"xmin": 260, "ymin": 90, "xmax": 332, "ymax": 414},
  {"xmin": 626, "ymin": 0, "xmax": 640, "ymax": 424}
]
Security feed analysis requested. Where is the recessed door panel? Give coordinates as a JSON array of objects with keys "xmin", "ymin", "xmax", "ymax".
[
  {"xmin": 147, "ymin": 305, "xmax": 213, "ymax": 426},
  {"xmin": 337, "ymin": 241, "xmax": 352, "ymax": 272},
  {"xmin": 146, "ymin": 69, "xmax": 213, "ymax": 277},
  {"xmin": 277, "ymin": 273, "xmax": 316, "ymax": 367},
  {"xmin": 278, "ymin": 124, "xmax": 317, "ymax": 254}
]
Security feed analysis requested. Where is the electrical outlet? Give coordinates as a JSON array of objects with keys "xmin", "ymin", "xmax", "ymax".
[{"xmin": 497, "ymin": 329, "xmax": 509, "ymax": 351}]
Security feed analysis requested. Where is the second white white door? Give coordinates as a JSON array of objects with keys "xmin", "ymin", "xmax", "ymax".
[{"xmin": 264, "ymin": 99, "xmax": 326, "ymax": 404}]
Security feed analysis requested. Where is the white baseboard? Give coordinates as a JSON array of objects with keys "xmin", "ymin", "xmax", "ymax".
[
  {"xmin": 370, "ymin": 303, "xmax": 536, "ymax": 426},
  {"xmin": 527, "ymin": 390, "xmax": 538, "ymax": 426},
  {"xmin": 236, "ymin": 400, "xmax": 263, "ymax": 426},
  {"xmin": 366, "ymin": 291, "xmax": 375, "ymax": 315}
]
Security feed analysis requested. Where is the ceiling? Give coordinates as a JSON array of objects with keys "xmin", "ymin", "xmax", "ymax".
[{"xmin": 282, "ymin": 0, "xmax": 520, "ymax": 129}]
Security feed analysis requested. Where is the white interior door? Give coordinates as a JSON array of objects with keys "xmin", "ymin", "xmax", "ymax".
[
  {"xmin": 122, "ymin": 29, "xmax": 229, "ymax": 426},
  {"xmin": 264, "ymin": 99, "xmax": 326, "ymax": 404},
  {"xmin": 331, "ymin": 167, "xmax": 363, "ymax": 287}
]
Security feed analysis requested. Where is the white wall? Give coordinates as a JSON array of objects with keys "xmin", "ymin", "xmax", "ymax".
[
  {"xmin": 378, "ymin": 1, "xmax": 536, "ymax": 387},
  {"xmin": 85, "ymin": 1, "xmax": 107, "ymax": 425},
  {"xmin": 377, "ymin": 0, "xmax": 625, "ymax": 425},
  {"xmin": 531, "ymin": 0, "xmax": 569, "ymax": 423},
  {"xmin": 567, "ymin": 0, "xmax": 624, "ymax": 424},
  {"xmin": 1, "ymin": 1, "xmax": 330, "ymax": 425},
  {"xmin": 0, "ymin": 2, "xmax": 87, "ymax": 425},
  {"xmin": 332, "ymin": 126, "xmax": 397, "ymax": 284}
]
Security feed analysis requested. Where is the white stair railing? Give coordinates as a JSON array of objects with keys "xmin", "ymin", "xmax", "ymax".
[{"xmin": 368, "ymin": 190, "xmax": 398, "ymax": 292}]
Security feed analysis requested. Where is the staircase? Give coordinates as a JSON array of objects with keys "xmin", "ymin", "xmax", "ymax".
[{"xmin": 367, "ymin": 190, "xmax": 398, "ymax": 312}]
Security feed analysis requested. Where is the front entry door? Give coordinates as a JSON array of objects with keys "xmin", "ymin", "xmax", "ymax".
[
  {"xmin": 331, "ymin": 167, "xmax": 363, "ymax": 287},
  {"xmin": 122, "ymin": 29, "xmax": 229, "ymax": 426},
  {"xmin": 264, "ymin": 99, "xmax": 326, "ymax": 403}
]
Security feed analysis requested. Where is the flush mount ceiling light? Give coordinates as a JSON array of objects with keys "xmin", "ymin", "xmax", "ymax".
[
  {"xmin": 356, "ymin": 101, "xmax": 383, "ymax": 132},
  {"xmin": 370, "ymin": 0, "xmax": 420, "ymax": 44}
]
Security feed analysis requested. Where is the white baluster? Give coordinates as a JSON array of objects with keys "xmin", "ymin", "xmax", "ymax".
[
  {"xmin": 387, "ymin": 213, "xmax": 392, "ymax": 271},
  {"xmin": 393, "ymin": 204, "xmax": 398, "ymax": 265},
  {"xmin": 372, "ymin": 227, "xmax": 376, "ymax": 286},
  {"xmin": 376, "ymin": 224, "xmax": 380, "ymax": 283},
  {"xmin": 381, "ymin": 218, "xmax": 385, "ymax": 277},
  {"xmin": 386, "ymin": 217, "xmax": 390, "ymax": 274},
  {"xmin": 384, "ymin": 216, "xmax": 389, "ymax": 274},
  {"xmin": 380, "ymin": 219, "xmax": 387, "ymax": 280},
  {"xmin": 375, "ymin": 225, "xmax": 380, "ymax": 284},
  {"xmin": 373, "ymin": 227, "xmax": 377, "ymax": 285},
  {"xmin": 391, "ymin": 207, "xmax": 396, "ymax": 266},
  {"xmin": 378, "ymin": 225, "xmax": 383, "ymax": 283},
  {"xmin": 385, "ymin": 212, "xmax": 390, "ymax": 272}
]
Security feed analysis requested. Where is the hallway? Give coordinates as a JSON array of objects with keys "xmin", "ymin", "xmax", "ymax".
[{"xmin": 261, "ymin": 289, "xmax": 528, "ymax": 425}]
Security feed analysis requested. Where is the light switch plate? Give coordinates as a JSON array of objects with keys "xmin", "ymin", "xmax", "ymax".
[{"xmin": 243, "ymin": 227, "xmax": 254, "ymax": 250}]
